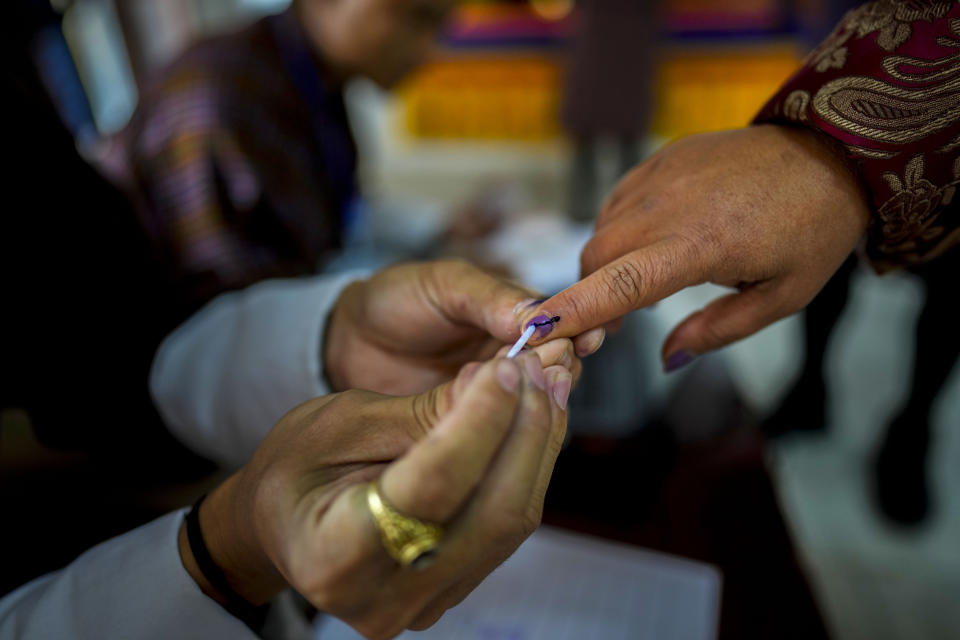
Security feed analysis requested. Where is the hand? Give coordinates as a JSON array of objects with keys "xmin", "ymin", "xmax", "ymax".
[
  {"xmin": 180, "ymin": 353, "xmax": 572, "ymax": 638},
  {"xmin": 324, "ymin": 259, "xmax": 604, "ymax": 394},
  {"xmin": 518, "ymin": 125, "xmax": 870, "ymax": 370}
]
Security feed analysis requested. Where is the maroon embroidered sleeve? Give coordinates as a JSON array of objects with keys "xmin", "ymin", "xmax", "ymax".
[{"xmin": 754, "ymin": 2, "xmax": 960, "ymax": 271}]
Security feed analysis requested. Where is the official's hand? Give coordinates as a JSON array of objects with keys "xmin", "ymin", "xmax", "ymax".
[
  {"xmin": 325, "ymin": 259, "xmax": 603, "ymax": 393},
  {"xmin": 181, "ymin": 352, "xmax": 572, "ymax": 638}
]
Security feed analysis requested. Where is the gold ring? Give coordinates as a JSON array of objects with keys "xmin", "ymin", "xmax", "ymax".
[{"xmin": 366, "ymin": 481, "xmax": 444, "ymax": 568}]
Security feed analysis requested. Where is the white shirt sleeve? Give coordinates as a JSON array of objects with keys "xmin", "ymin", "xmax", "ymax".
[
  {"xmin": 149, "ymin": 271, "xmax": 370, "ymax": 468},
  {"xmin": 0, "ymin": 510, "xmax": 254, "ymax": 640}
]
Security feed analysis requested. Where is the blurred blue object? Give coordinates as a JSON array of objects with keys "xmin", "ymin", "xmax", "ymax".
[{"xmin": 31, "ymin": 24, "xmax": 98, "ymax": 147}]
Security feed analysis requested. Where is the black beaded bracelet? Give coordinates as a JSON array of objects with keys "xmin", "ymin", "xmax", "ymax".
[{"xmin": 185, "ymin": 495, "xmax": 267, "ymax": 629}]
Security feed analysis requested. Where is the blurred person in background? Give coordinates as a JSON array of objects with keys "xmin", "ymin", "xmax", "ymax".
[
  {"xmin": 109, "ymin": 0, "xmax": 558, "ymax": 466},
  {"xmin": 113, "ymin": 0, "xmax": 458, "ymax": 323},
  {"xmin": 1, "ymin": 0, "xmax": 204, "ymax": 472},
  {"xmin": 562, "ymin": 0, "xmax": 661, "ymax": 222}
]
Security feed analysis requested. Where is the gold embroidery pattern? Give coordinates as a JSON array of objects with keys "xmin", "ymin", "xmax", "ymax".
[
  {"xmin": 846, "ymin": 143, "xmax": 900, "ymax": 159},
  {"xmin": 812, "ymin": 17, "xmax": 960, "ymax": 145},
  {"xmin": 783, "ymin": 90, "xmax": 811, "ymax": 121},
  {"xmin": 808, "ymin": 29, "xmax": 853, "ymax": 72},
  {"xmin": 882, "ymin": 17, "xmax": 960, "ymax": 79},
  {"xmin": 853, "ymin": 1, "xmax": 953, "ymax": 51},
  {"xmin": 813, "ymin": 75, "xmax": 960, "ymax": 144},
  {"xmin": 876, "ymin": 153, "xmax": 960, "ymax": 258},
  {"xmin": 806, "ymin": 1, "xmax": 954, "ymax": 73}
]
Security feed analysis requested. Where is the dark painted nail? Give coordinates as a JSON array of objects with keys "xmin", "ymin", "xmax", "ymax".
[
  {"xmin": 526, "ymin": 314, "xmax": 560, "ymax": 339},
  {"xmin": 664, "ymin": 350, "xmax": 695, "ymax": 373}
]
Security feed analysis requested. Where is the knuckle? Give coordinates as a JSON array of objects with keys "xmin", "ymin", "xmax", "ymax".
[
  {"xmin": 297, "ymin": 569, "xmax": 348, "ymax": 612},
  {"xmin": 522, "ymin": 502, "xmax": 545, "ymax": 537},
  {"xmin": 409, "ymin": 389, "xmax": 441, "ymax": 439},
  {"xmin": 326, "ymin": 389, "xmax": 366, "ymax": 415},
  {"xmin": 675, "ymin": 226, "xmax": 720, "ymax": 280},
  {"xmin": 545, "ymin": 340, "xmax": 575, "ymax": 369},
  {"xmin": 309, "ymin": 582, "xmax": 345, "ymax": 613},
  {"xmin": 601, "ymin": 260, "xmax": 646, "ymax": 309},
  {"xmin": 291, "ymin": 549, "xmax": 370, "ymax": 613},
  {"xmin": 408, "ymin": 608, "xmax": 446, "ymax": 631},
  {"xmin": 700, "ymin": 318, "xmax": 732, "ymax": 348},
  {"xmin": 564, "ymin": 288, "xmax": 587, "ymax": 326},
  {"xmin": 487, "ymin": 506, "xmax": 536, "ymax": 549},
  {"xmin": 571, "ymin": 359, "xmax": 583, "ymax": 385},
  {"xmin": 518, "ymin": 387, "xmax": 552, "ymax": 431},
  {"xmin": 492, "ymin": 522, "xmax": 527, "ymax": 552},
  {"xmin": 435, "ymin": 257, "xmax": 474, "ymax": 282},
  {"xmin": 766, "ymin": 290, "xmax": 801, "ymax": 325},
  {"xmin": 402, "ymin": 461, "xmax": 461, "ymax": 518}
]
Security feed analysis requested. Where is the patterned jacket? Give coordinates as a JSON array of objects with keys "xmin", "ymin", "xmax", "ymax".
[
  {"xmin": 119, "ymin": 10, "xmax": 355, "ymax": 318},
  {"xmin": 755, "ymin": 1, "xmax": 960, "ymax": 271}
]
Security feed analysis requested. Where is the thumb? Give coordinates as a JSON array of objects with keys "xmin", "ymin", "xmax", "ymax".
[
  {"xmin": 380, "ymin": 358, "xmax": 523, "ymax": 523},
  {"xmin": 520, "ymin": 238, "xmax": 703, "ymax": 344},
  {"xmin": 404, "ymin": 359, "xmax": 492, "ymax": 440},
  {"xmin": 659, "ymin": 283, "xmax": 787, "ymax": 372}
]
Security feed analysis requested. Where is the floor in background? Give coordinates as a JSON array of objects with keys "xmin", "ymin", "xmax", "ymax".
[{"xmin": 720, "ymin": 269, "xmax": 960, "ymax": 640}]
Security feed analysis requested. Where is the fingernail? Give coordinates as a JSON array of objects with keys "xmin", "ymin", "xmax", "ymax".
[
  {"xmin": 664, "ymin": 350, "xmax": 696, "ymax": 373},
  {"xmin": 513, "ymin": 298, "xmax": 546, "ymax": 317},
  {"xmin": 553, "ymin": 373, "xmax": 572, "ymax": 410},
  {"xmin": 496, "ymin": 359, "xmax": 521, "ymax": 392},
  {"xmin": 576, "ymin": 328, "xmax": 606, "ymax": 357},
  {"xmin": 525, "ymin": 314, "xmax": 560, "ymax": 340},
  {"xmin": 520, "ymin": 353, "xmax": 547, "ymax": 391}
]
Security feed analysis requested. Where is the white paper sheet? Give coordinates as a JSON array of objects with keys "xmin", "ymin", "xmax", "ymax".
[{"xmin": 316, "ymin": 526, "xmax": 721, "ymax": 640}]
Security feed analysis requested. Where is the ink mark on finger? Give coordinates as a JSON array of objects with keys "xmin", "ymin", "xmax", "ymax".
[{"xmin": 526, "ymin": 314, "xmax": 561, "ymax": 339}]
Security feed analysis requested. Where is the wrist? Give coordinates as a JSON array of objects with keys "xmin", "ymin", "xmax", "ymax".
[
  {"xmin": 761, "ymin": 123, "xmax": 872, "ymax": 235},
  {"xmin": 178, "ymin": 474, "xmax": 287, "ymax": 608}
]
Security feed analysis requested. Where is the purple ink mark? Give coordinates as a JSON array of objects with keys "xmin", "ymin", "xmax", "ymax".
[
  {"xmin": 525, "ymin": 314, "xmax": 561, "ymax": 339},
  {"xmin": 665, "ymin": 350, "xmax": 695, "ymax": 373},
  {"xmin": 527, "ymin": 298, "xmax": 546, "ymax": 308}
]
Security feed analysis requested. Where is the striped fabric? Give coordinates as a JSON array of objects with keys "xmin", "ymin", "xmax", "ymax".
[{"xmin": 118, "ymin": 10, "xmax": 354, "ymax": 317}]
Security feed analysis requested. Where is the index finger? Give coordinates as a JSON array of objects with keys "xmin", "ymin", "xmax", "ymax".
[
  {"xmin": 519, "ymin": 238, "xmax": 705, "ymax": 343},
  {"xmin": 427, "ymin": 260, "xmax": 541, "ymax": 343}
]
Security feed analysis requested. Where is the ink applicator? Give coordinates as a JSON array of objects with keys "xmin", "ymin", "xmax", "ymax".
[
  {"xmin": 507, "ymin": 325, "xmax": 536, "ymax": 358},
  {"xmin": 506, "ymin": 315, "xmax": 561, "ymax": 358}
]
